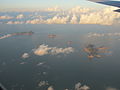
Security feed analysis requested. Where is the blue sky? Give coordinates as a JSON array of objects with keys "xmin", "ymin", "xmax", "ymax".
[{"xmin": 0, "ymin": 0, "xmax": 108, "ymax": 9}]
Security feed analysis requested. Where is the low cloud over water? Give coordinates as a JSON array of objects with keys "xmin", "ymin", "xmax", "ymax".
[{"xmin": 22, "ymin": 44, "xmax": 74, "ymax": 58}]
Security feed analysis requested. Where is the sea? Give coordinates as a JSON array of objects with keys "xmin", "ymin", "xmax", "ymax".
[{"xmin": 0, "ymin": 24, "xmax": 120, "ymax": 90}]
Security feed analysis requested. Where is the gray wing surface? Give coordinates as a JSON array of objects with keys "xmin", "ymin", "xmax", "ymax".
[{"xmin": 88, "ymin": 0, "xmax": 120, "ymax": 12}]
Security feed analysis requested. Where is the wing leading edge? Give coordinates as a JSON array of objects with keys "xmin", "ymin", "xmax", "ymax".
[{"xmin": 88, "ymin": 0, "xmax": 120, "ymax": 12}]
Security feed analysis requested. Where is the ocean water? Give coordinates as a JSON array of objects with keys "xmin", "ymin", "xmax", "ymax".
[{"xmin": 0, "ymin": 24, "xmax": 120, "ymax": 90}]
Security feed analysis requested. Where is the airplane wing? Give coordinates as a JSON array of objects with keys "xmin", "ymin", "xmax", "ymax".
[
  {"xmin": 88, "ymin": 0, "xmax": 120, "ymax": 12},
  {"xmin": 0, "ymin": 83, "xmax": 7, "ymax": 90}
]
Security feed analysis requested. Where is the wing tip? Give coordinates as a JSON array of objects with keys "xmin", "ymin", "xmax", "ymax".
[
  {"xmin": 88, "ymin": 0, "xmax": 110, "ymax": 2},
  {"xmin": 114, "ymin": 9, "xmax": 120, "ymax": 13}
]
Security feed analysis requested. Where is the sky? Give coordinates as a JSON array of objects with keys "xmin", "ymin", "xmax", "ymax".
[
  {"xmin": 0, "ymin": 0, "xmax": 120, "ymax": 25},
  {"xmin": 0, "ymin": 0, "xmax": 108, "ymax": 9}
]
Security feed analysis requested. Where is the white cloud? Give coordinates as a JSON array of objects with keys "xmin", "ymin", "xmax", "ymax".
[
  {"xmin": 7, "ymin": 21, "xmax": 24, "ymax": 24},
  {"xmin": 26, "ymin": 19, "xmax": 44, "ymax": 24},
  {"xmin": 33, "ymin": 44, "xmax": 74, "ymax": 56},
  {"xmin": 37, "ymin": 62, "xmax": 45, "ymax": 66},
  {"xmin": 79, "ymin": 7, "xmax": 120, "ymax": 25},
  {"xmin": 75, "ymin": 82, "xmax": 90, "ymax": 90},
  {"xmin": 80, "ymin": 85, "xmax": 90, "ymax": 90},
  {"xmin": 47, "ymin": 86, "xmax": 54, "ymax": 90},
  {"xmin": 6, "ymin": 21, "xmax": 13, "ymax": 24},
  {"xmin": 50, "ymin": 47, "xmax": 74, "ymax": 55},
  {"xmin": 106, "ymin": 87, "xmax": 119, "ymax": 90},
  {"xmin": 70, "ymin": 15, "xmax": 79, "ymax": 24},
  {"xmin": 21, "ymin": 45, "xmax": 74, "ymax": 58},
  {"xmin": 1, "ymin": 7, "xmax": 120, "ymax": 25},
  {"xmin": 26, "ymin": 15, "xmax": 70, "ymax": 24},
  {"xmin": 88, "ymin": 32, "xmax": 120, "ymax": 37},
  {"xmin": 38, "ymin": 81, "xmax": 49, "ymax": 87},
  {"xmin": 21, "ymin": 53, "xmax": 29, "ymax": 59},
  {"xmin": 75, "ymin": 82, "xmax": 81, "ymax": 90},
  {"xmin": 16, "ymin": 14, "xmax": 24, "ymax": 19},
  {"xmin": 34, "ymin": 45, "xmax": 51, "ymax": 56},
  {"xmin": 20, "ymin": 62, "xmax": 26, "ymax": 65},
  {"xmin": 0, "ymin": 15, "xmax": 13, "ymax": 19},
  {"xmin": 46, "ymin": 15, "xmax": 69, "ymax": 24}
]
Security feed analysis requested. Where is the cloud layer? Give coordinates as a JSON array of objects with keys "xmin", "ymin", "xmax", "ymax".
[{"xmin": 0, "ymin": 6, "xmax": 120, "ymax": 25}]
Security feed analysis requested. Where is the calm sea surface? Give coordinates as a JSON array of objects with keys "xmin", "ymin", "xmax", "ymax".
[{"xmin": 0, "ymin": 24, "xmax": 120, "ymax": 90}]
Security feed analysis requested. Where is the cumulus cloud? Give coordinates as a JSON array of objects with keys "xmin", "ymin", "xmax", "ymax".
[
  {"xmin": 70, "ymin": 15, "xmax": 79, "ymax": 24},
  {"xmin": 79, "ymin": 7, "xmax": 120, "ymax": 25},
  {"xmin": 0, "ymin": 15, "xmax": 13, "ymax": 19},
  {"xmin": 26, "ymin": 15, "xmax": 70, "ymax": 24},
  {"xmin": 16, "ymin": 14, "xmax": 24, "ymax": 19},
  {"xmin": 34, "ymin": 45, "xmax": 51, "ymax": 56},
  {"xmin": 33, "ymin": 44, "xmax": 74, "ymax": 56},
  {"xmin": 22, "ymin": 45, "xmax": 74, "ymax": 58},
  {"xmin": 75, "ymin": 82, "xmax": 81, "ymax": 90},
  {"xmin": 38, "ymin": 81, "xmax": 49, "ymax": 87},
  {"xmin": 26, "ymin": 19, "xmax": 44, "ymax": 24},
  {"xmin": 47, "ymin": 86, "xmax": 54, "ymax": 90},
  {"xmin": 1, "ymin": 6, "xmax": 120, "ymax": 25},
  {"xmin": 79, "ymin": 85, "xmax": 90, "ymax": 90},
  {"xmin": 46, "ymin": 15, "xmax": 69, "ymax": 24},
  {"xmin": 106, "ymin": 87, "xmax": 119, "ymax": 90},
  {"xmin": 50, "ymin": 47, "xmax": 74, "ymax": 55},
  {"xmin": 7, "ymin": 21, "xmax": 24, "ymax": 24},
  {"xmin": 21, "ymin": 53, "xmax": 29, "ymax": 59},
  {"xmin": 75, "ymin": 82, "xmax": 90, "ymax": 90}
]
